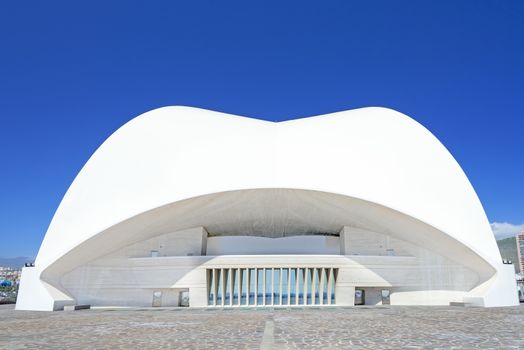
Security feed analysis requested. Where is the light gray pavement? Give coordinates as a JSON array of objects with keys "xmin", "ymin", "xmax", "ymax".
[{"xmin": 0, "ymin": 304, "xmax": 523, "ymax": 349}]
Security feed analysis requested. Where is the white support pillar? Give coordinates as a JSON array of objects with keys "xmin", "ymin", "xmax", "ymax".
[
  {"xmin": 327, "ymin": 268, "xmax": 333, "ymax": 305},
  {"xmin": 206, "ymin": 269, "xmax": 211, "ymax": 306},
  {"xmin": 304, "ymin": 268, "xmax": 309, "ymax": 305},
  {"xmin": 212, "ymin": 269, "xmax": 217, "ymax": 306},
  {"xmin": 335, "ymin": 268, "xmax": 354, "ymax": 306},
  {"xmin": 220, "ymin": 269, "xmax": 225, "ymax": 307},
  {"xmin": 311, "ymin": 269, "xmax": 317, "ymax": 305},
  {"xmin": 318, "ymin": 268, "xmax": 325, "ymax": 305},
  {"xmin": 229, "ymin": 268, "xmax": 233, "ymax": 306},
  {"xmin": 262, "ymin": 268, "xmax": 266, "ymax": 306}
]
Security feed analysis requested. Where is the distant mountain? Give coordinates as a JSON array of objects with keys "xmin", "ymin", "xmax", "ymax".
[
  {"xmin": 497, "ymin": 237, "xmax": 519, "ymax": 273},
  {"xmin": 0, "ymin": 257, "xmax": 32, "ymax": 268}
]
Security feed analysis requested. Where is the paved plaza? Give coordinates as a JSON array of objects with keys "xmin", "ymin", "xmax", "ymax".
[{"xmin": 0, "ymin": 304, "xmax": 523, "ymax": 349}]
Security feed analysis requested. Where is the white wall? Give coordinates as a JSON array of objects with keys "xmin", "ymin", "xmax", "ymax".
[
  {"xmin": 57, "ymin": 226, "xmax": 488, "ymax": 308},
  {"xmin": 16, "ymin": 267, "xmax": 74, "ymax": 311},
  {"xmin": 121, "ymin": 226, "xmax": 207, "ymax": 258},
  {"xmin": 207, "ymin": 235, "xmax": 340, "ymax": 255}
]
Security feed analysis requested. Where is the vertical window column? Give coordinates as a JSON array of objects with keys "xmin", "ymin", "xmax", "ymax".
[{"xmin": 207, "ymin": 267, "xmax": 337, "ymax": 307}]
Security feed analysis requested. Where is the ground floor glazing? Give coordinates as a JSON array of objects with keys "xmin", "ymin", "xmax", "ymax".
[{"xmin": 207, "ymin": 267, "xmax": 338, "ymax": 307}]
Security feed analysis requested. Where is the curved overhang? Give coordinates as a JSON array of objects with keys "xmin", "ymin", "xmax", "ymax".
[{"xmin": 41, "ymin": 188, "xmax": 496, "ymax": 294}]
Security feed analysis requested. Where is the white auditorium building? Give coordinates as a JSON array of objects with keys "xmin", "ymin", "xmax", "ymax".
[{"xmin": 16, "ymin": 107, "xmax": 518, "ymax": 311}]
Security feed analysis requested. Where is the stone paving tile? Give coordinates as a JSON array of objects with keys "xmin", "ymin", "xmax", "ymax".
[
  {"xmin": 271, "ymin": 306, "xmax": 524, "ymax": 349},
  {"xmin": 0, "ymin": 304, "xmax": 523, "ymax": 349}
]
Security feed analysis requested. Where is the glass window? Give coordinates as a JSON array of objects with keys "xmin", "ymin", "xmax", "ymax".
[
  {"xmin": 306, "ymin": 268, "xmax": 313, "ymax": 305},
  {"xmin": 265, "ymin": 269, "xmax": 272, "ymax": 305},
  {"xmin": 274, "ymin": 269, "xmax": 281, "ymax": 305},
  {"xmin": 224, "ymin": 269, "xmax": 231, "ymax": 305},
  {"xmin": 216, "ymin": 269, "xmax": 222, "ymax": 305},
  {"xmin": 208, "ymin": 269, "xmax": 214, "ymax": 305},
  {"xmin": 314, "ymin": 268, "xmax": 320, "ymax": 305},
  {"xmin": 233, "ymin": 269, "xmax": 239, "ymax": 305},
  {"xmin": 257, "ymin": 269, "xmax": 264, "ymax": 305},
  {"xmin": 290, "ymin": 268, "xmax": 296, "ymax": 304},
  {"xmin": 298, "ymin": 268, "xmax": 304, "ymax": 305},
  {"xmin": 249, "ymin": 269, "xmax": 256, "ymax": 305},
  {"xmin": 207, "ymin": 266, "xmax": 338, "ymax": 307},
  {"xmin": 322, "ymin": 268, "xmax": 329, "ymax": 304},
  {"xmin": 331, "ymin": 269, "xmax": 337, "ymax": 304},
  {"xmin": 282, "ymin": 268, "xmax": 289, "ymax": 304}
]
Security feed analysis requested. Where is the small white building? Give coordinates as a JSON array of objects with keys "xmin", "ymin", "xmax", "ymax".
[{"xmin": 16, "ymin": 107, "xmax": 518, "ymax": 310}]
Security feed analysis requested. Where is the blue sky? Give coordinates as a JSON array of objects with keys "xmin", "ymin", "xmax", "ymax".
[{"xmin": 0, "ymin": 1, "xmax": 523, "ymax": 257}]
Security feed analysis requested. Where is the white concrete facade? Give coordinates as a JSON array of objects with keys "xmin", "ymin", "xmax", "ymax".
[{"xmin": 16, "ymin": 106, "xmax": 518, "ymax": 310}]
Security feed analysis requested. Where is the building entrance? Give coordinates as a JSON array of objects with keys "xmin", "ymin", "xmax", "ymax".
[{"xmin": 207, "ymin": 267, "xmax": 338, "ymax": 307}]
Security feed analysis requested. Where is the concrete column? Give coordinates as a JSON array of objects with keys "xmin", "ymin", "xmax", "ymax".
[
  {"xmin": 189, "ymin": 286, "xmax": 208, "ymax": 307},
  {"xmin": 186, "ymin": 269, "xmax": 208, "ymax": 308},
  {"xmin": 220, "ymin": 269, "xmax": 225, "ymax": 307},
  {"xmin": 335, "ymin": 285, "xmax": 355, "ymax": 306},
  {"xmin": 311, "ymin": 269, "xmax": 317, "ymax": 305},
  {"xmin": 200, "ymin": 227, "xmax": 208, "ymax": 256},
  {"xmin": 212, "ymin": 269, "xmax": 217, "ymax": 306},
  {"xmin": 335, "ymin": 268, "xmax": 355, "ymax": 306},
  {"xmin": 229, "ymin": 268, "xmax": 233, "ymax": 306},
  {"xmin": 304, "ymin": 268, "xmax": 309, "ymax": 305},
  {"xmin": 339, "ymin": 226, "xmax": 351, "ymax": 255},
  {"xmin": 254, "ymin": 268, "xmax": 258, "ymax": 306}
]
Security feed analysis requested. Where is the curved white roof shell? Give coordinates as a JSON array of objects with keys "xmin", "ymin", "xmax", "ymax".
[
  {"xmin": 17, "ymin": 106, "xmax": 518, "ymax": 310},
  {"xmin": 37, "ymin": 106, "xmax": 499, "ymax": 268}
]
